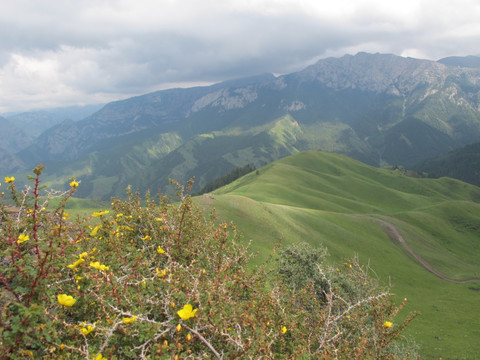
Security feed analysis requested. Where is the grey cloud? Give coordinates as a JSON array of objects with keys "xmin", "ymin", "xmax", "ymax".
[{"xmin": 1, "ymin": 0, "xmax": 480, "ymax": 112}]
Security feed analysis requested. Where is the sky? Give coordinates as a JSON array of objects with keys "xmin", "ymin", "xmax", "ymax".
[{"xmin": 1, "ymin": 0, "xmax": 480, "ymax": 113}]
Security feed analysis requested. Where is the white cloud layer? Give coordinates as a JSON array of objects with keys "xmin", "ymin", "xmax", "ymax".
[{"xmin": 1, "ymin": 0, "xmax": 480, "ymax": 112}]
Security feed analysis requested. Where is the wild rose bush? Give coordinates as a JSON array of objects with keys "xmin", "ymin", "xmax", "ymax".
[{"xmin": 0, "ymin": 167, "xmax": 417, "ymax": 359}]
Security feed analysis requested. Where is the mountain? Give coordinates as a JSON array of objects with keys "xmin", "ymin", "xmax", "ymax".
[
  {"xmin": 416, "ymin": 141, "xmax": 480, "ymax": 186},
  {"xmin": 8, "ymin": 52, "xmax": 480, "ymax": 199},
  {"xmin": 195, "ymin": 150, "xmax": 480, "ymax": 359},
  {"xmin": 438, "ymin": 55, "xmax": 480, "ymax": 68},
  {"xmin": 0, "ymin": 116, "xmax": 30, "ymax": 174},
  {"xmin": 3, "ymin": 104, "xmax": 104, "ymax": 137}
]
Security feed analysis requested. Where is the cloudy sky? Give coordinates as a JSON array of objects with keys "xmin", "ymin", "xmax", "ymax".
[{"xmin": 1, "ymin": 0, "xmax": 479, "ymax": 113}]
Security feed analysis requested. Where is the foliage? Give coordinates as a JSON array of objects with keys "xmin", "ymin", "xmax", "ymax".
[
  {"xmin": 197, "ymin": 164, "xmax": 256, "ymax": 195},
  {"xmin": 0, "ymin": 168, "xmax": 417, "ymax": 359}
]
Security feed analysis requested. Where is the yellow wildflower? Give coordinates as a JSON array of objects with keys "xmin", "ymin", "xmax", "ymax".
[
  {"xmin": 79, "ymin": 252, "xmax": 88, "ymax": 259},
  {"xmin": 118, "ymin": 225, "xmax": 134, "ymax": 231},
  {"xmin": 383, "ymin": 321, "xmax": 393, "ymax": 328},
  {"xmin": 176, "ymin": 323, "xmax": 182, "ymax": 332},
  {"xmin": 67, "ymin": 258, "xmax": 85, "ymax": 269},
  {"xmin": 157, "ymin": 246, "xmax": 165, "ymax": 254},
  {"xmin": 57, "ymin": 294, "xmax": 76, "ymax": 307},
  {"xmin": 281, "ymin": 326, "xmax": 288, "ymax": 334},
  {"xmin": 90, "ymin": 261, "xmax": 109, "ymax": 271},
  {"xmin": 91, "ymin": 210, "xmax": 109, "ymax": 217},
  {"xmin": 90, "ymin": 225, "xmax": 101, "ymax": 237},
  {"xmin": 116, "ymin": 213, "xmax": 123, "ymax": 218},
  {"xmin": 141, "ymin": 235, "xmax": 151, "ymax": 241},
  {"xmin": 155, "ymin": 217, "xmax": 163, "ymax": 222},
  {"xmin": 69, "ymin": 180, "xmax": 79, "ymax": 188},
  {"xmin": 17, "ymin": 234, "xmax": 30, "ymax": 244},
  {"xmin": 156, "ymin": 268, "xmax": 168, "ymax": 277},
  {"xmin": 80, "ymin": 325, "xmax": 95, "ymax": 335},
  {"xmin": 186, "ymin": 333, "xmax": 192, "ymax": 341},
  {"xmin": 122, "ymin": 315, "xmax": 138, "ymax": 324},
  {"xmin": 93, "ymin": 354, "xmax": 106, "ymax": 360},
  {"xmin": 177, "ymin": 304, "xmax": 197, "ymax": 320},
  {"xmin": 5, "ymin": 176, "xmax": 15, "ymax": 183}
]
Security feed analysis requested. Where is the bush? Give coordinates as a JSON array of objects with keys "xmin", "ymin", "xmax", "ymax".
[{"xmin": 0, "ymin": 167, "xmax": 418, "ymax": 359}]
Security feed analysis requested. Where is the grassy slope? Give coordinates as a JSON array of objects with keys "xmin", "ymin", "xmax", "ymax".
[{"xmin": 195, "ymin": 150, "xmax": 480, "ymax": 359}]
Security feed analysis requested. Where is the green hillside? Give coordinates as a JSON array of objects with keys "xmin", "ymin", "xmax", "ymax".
[{"xmin": 195, "ymin": 150, "xmax": 480, "ymax": 359}]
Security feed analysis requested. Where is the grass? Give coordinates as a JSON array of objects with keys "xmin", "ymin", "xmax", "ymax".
[{"xmin": 195, "ymin": 150, "xmax": 480, "ymax": 359}]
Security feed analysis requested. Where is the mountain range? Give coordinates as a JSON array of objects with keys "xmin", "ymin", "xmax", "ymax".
[{"xmin": 4, "ymin": 52, "xmax": 480, "ymax": 199}]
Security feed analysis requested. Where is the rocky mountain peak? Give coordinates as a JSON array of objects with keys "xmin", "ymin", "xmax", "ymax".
[{"xmin": 296, "ymin": 52, "xmax": 455, "ymax": 95}]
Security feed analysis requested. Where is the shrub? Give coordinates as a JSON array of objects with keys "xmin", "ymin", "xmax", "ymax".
[{"xmin": 0, "ymin": 168, "xmax": 417, "ymax": 359}]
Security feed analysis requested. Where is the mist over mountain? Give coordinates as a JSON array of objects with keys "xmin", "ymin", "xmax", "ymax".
[{"xmin": 5, "ymin": 52, "xmax": 480, "ymax": 198}]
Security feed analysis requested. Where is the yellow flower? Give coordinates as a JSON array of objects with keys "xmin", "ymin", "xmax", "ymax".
[
  {"xmin": 17, "ymin": 234, "xmax": 30, "ymax": 244},
  {"xmin": 93, "ymin": 354, "xmax": 106, "ymax": 360},
  {"xmin": 69, "ymin": 180, "xmax": 79, "ymax": 188},
  {"xmin": 177, "ymin": 304, "xmax": 197, "ymax": 320},
  {"xmin": 383, "ymin": 321, "xmax": 393, "ymax": 328},
  {"xmin": 79, "ymin": 252, "xmax": 89, "ymax": 259},
  {"xmin": 141, "ymin": 235, "xmax": 151, "ymax": 241},
  {"xmin": 156, "ymin": 268, "xmax": 168, "ymax": 277},
  {"xmin": 5, "ymin": 176, "xmax": 15, "ymax": 183},
  {"xmin": 67, "ymin": 258, "xmax": 85, "ymax": 269},
  {"xmin": 155, "ymin": 217, "xmax": 163, "ymax": 222},
  {"xmin": 57, "ymin": 294, "xmax": 76, "ymax": 307},
  {"xmin": 186, "ymin": 333, "xmax": 192, "ymax": 341},
  {"xmin": 176, "ymin": 323, "xmax": 182, "ymax": 332},
  {"xmin": 90, "ymin": 225, "xmax": 101, "ymax": 236},
  {"xmin": 90, "ymin": 261, "xmax": 109, "ymax": 271},
  {"xmin": 80, "ymin": 325, "xmax": 95, "ymax": 335},
  {"xmin": 122, "ymin": 315, "xmax": 138, "ymax": 324},
  {"xmin": 92, "ymin": 210, "xmax": 109, "ymax": 217},
  {"xmin": 157, "ymin": 246, "xmax": 165, "ymax": 254},
  {"xmin": 281, "ymin": 326, "xmax": 288, "ymax": 334}
]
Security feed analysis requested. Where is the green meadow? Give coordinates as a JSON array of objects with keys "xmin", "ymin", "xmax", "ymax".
[{"xmin": 195, "ymin": 150, "xmax": 480, "ymax": 359}]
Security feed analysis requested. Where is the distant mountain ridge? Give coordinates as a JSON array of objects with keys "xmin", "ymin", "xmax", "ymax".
[
  {"xmin": 438, "ymin": 55, "xmax": 480, "ymax": 68},
  {"xmin": 416, "ymin": 141, "xmax": 480, "ymax": 186},
  {"xmin": 3, "ymin": 104, "xmax": 104, "ymax": 137},
  {"xmin": 6, "ymin": 52, "xmax": 480, "ymax": 198}
]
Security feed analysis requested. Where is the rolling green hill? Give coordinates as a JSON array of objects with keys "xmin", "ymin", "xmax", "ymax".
[{"xmin": 195, "ymin": 150, "xmax": 480, "ymax": 359}]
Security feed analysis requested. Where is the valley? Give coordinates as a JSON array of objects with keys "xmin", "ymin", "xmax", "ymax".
[
  {"xmin": 3, "ymin": 52, "xmax": 480, "ymax": 358},
  {"xmin": 195, "ymin": 150, "xmax": 480, "ymax": 359}
]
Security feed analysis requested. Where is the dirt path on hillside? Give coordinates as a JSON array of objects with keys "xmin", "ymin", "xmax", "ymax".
[{"xmin": 372, "ymin": 217, "xmax": 480, "ymax": 284}]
